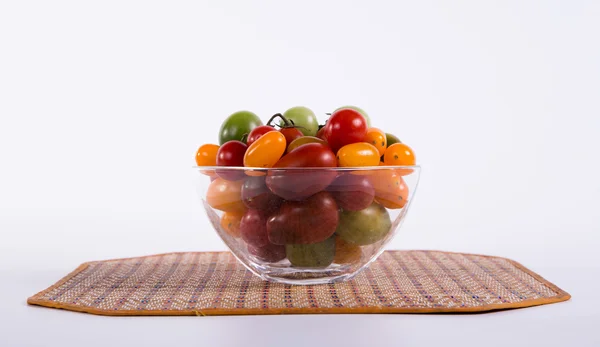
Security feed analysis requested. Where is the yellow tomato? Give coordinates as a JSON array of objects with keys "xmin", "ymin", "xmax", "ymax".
[
  {"xmin": 384, "ymin": 143, "xmax": 416, "ymax": 166},
  {"xmin": 195, "ymin": 144, "xmax": 219, "ymax": 166},
  {"xmin": 365, "ymin": 128, "xmax": 387, "ymax": 156},
  {"xmin": 334, "ymin": 237, "xmax": 362, "ymax": 264},
  {"xmin": 220, "ymin": 211, "xmax": 243, "ymax": 238},
  {"xmin": 370, "ymin": 169, "xmax": 409, "ymax": 209},
  {"xmin": 336, "ymin": 142, "xmax": 380, "ymax": 167},
  {"xmin": 243, "ymin": 131, "xmax": 286, "ymax": 168}
]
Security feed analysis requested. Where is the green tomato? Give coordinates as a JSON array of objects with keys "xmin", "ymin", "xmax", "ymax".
[
  {"xmin": 282, "ymin": 106, "xmax": 319, "ymax": 137},
  {"xmin": 336, "ymin": 202, "xmax": 392, "ymax": 246},
  {"xmin": 286, "ymin": 237, "xmax": 335, "ymax": 268},
  {"xmin": 385, "ymin": 133, "xmax": 402, "ymax": 146},
  {"xmin": 334, "ymin": 105, "xmax": 371, "ymax": 127},
  {"xmin": 219, "ymin": 111, "xmax": 263, "ymax": 145}
]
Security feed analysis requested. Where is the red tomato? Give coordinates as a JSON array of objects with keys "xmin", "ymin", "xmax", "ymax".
[
  {"xmin": 279, "ymin": 127, "xmax": 303, "ymax": 145},
  {"xmin": 316, "ymin": 126, "xmax": 328, "ymax": 140},
  {"xmin": 266, "ymin": 143, "xmax": 338, "ymax": 200},
  {"xmin": 267, "ymin": 191, "xmax": 339, "ymax": 245},
  {"xmin": 323, "ymin": 109, "xmax": 368, "ymax": 153},
  {"xmin": 274, "ymin": 143, "xmax": 337, "ymax": 168},
  {"xmin": 246, "ymin": 125, "xmax": 275, "ymax": 146},
  {"xmin": 216, "ymin": 140, "xmax": 247, "ymax": 180}
]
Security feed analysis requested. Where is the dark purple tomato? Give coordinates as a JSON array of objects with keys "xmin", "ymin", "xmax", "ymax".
[
  {"xmin": 247, "ymin": 243, "xmax": 286, "ymax": 262},
  {"xmin": 246, "ymin": 125, "xmax": 275, "ymax": 147},
  {"xmin": 267, "ymin": 191, "xmax": 339, "ymax": 245},
  {"xmin": 216, "ymin": 140, "xmax": 247, "ymax": 181},
  {"xmin": 239, "ymin": 209, "xmax": 269, "ymax": 248},
  {"xmin": 241, "ymin": 176, "xmax": 282, "ymax": 212},
  {"xmin": 327, "ymin": 174, "xmax": 375, "ymax": 211},
  {"xmin": 266, "ymin": 143, "xmax": 338, "ymax": 200}
]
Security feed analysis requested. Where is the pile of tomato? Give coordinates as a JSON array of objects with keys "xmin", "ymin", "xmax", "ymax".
[{"xmin": 195, "ymin": 106, "xmax": 416, "ymax": 268}]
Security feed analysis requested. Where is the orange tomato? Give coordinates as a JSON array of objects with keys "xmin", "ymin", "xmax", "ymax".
[
  {"xmin": 220, "ymin": 211, "xmax": 243, "ymax": 238},
  {"xmin": 195, "ymin": 144, "xmax": 219, "ymax": 166},
  {"xmin": 206, "ymin": 177, "xmax": 246, "ymax": 212},
  {"xmin": 365, "ymin": 128, "xmax": 387, "ymax": 156},
  {"xmin": 370, "ymin": 169, "xmax": 409, "ymax": 209},
  {"xmin": 334, "ymin": 237, "xmax": 362, "ymax": 264},
  {"xmin": 383, "ymin": 143, "xmax": 416, "ymax": 166},
  {"xmin": 243, "ymin": 131, "xmax": 286, "ymax": 168},
  {"xmin": 337, "ymin": 142, "xmax": 380, "ymax": 167}
]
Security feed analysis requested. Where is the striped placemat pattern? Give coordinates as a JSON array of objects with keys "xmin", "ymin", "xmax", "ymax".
[{"xmin": 27, "ymin": 250, "xmax": 570, "ymax": 315}]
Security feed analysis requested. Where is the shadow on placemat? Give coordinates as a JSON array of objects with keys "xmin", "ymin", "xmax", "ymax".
[{"xmin": 27, "ymin": 250, "xmax": 570, "ymax": 316}]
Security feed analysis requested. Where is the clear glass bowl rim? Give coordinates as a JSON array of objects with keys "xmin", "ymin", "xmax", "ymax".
[{"xmin": 193, "ymin": 165, "xmax": 420, "ymax": 172}]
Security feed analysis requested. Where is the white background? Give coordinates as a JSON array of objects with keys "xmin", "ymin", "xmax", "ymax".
[{"xmin": 1, "ymin": 1, "xmax": 599, "ymax": 346}]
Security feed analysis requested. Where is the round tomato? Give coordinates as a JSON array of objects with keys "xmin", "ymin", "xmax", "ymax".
[
  {"xmin": 248, "ymin": 243, "xmax": 286, "ymax": 263},
  {"xmin": 243, "ymin": 131, "xmax": 286, "ymax": 168},
  {"xmin": 241, "ymin": 176, "xmax": 282, "ymax": 212},
  {"xmin": 365, "ymin": 128, "xmax": 386, "ymax": 156},
  {"xmin": 370, "ymin": 170, "xmax": 409, "ymax": 209},
  {"xmin": 286, "ymin": 136, "xmax": 328, "ymax": 153},
  {"xmin": 384, "ymin": 143, "xmax": 415, "ymax": 166},
  {"xmin": 247, "ymin": 125, "xmax": 275, "ymax": 146},
  {"xmin": 323, "ymin": 108, "xmax": 368, "ymax": 153},
  {"xmin": 279, "ymin": 127, "xmax": 303, "ymax": 145},
  {"xmin": 336, "ymin": 202, "xmax": 392, "ymax": 245},
  {"xmin": 206, "ymin": 178, "xmax": 246, "ymax": 213},
  {"xmin": 334, "ymin": 105, "xmax": 371, "ymax": 127},
  {"xmin": 220, "ymin": 211, "xmax": 243, "ymax": 238},
  {"xmin": 218, "ymin": 111, "xmax": 263, "ymax": 145},
  {"xmin": 216, "ymin": 140, "xmax": 247, "ymax": 181},
  {"xmin": 327, "ymin": 174, "xmax": 374, "ymax": 211},
  {"xmin": 195, "ymin": 144, "xmax": 219, "ymax": 166},
  {"xmin": 282, "ymin": 106, "xmax": 319, "ymax": 136},
  {"xmin": 334, "ymin": 237, "xmax": 362, "ymax": 264},
  {"xmin": 336, "ymin": 142, "xmax": 380, "ymax": 167},
  {"xmin": 240, "ymin": 209, "xmax": 270, "ymax": 248}
]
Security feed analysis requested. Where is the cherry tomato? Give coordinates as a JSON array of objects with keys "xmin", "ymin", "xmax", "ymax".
[
  {"xmin": 241, "ymin": 176, "xmax": 282, "ymax": 212},
  {"xmin": 267, "ymin": 191, "xmax": 339, "ymax": 245},
  {"xmin": 384, "ymin": 143, "xmax": 416, "ymax": 166},
  {"xmin": 243, "ymin": 131, "xmax": 286, "ymax": 168},
  {"xmin": 206, "ymin": 177, "xmax": 246, "ymax": 213},
  {"xmin": 316, "ymin": 126, "xmax": 328, "ymax": 140},
  {"xmin": 195, "ymin": 144, "xmax": 219, "ymax": 166},
  {"xmin": 286, "ymin": 136, "xmax": 328, "ymax": 153},
  {"xmin": 336, "ymin": 202, "xmax": 392, "ymax": 245},
  {"xmin": 240, "ymin": 209, "xmax": 270, "ymax": 248},
  {"xmin": 323, "ymin": 108, "xmax": 368, "ymax": 153},
  {"xmin": 246, "ymin": 125, "xmax": 275, "ymax": 147},
  {"xmin": 216, "ymin": 140, "xmax": 247, "ymax": 180},
  {"xmin": 266, "ymin": 143, "xmax": 338, "ymax": 200},
  {"xmin": 279, "ymin": 127, "xmax": 303, "ymax": 145},
  {"xmin": 334, "ymin": 105, "xmax": 371, "ymax": 127},
  {"xmin": 282, "ymin": 106, "xmax": 319, "ymax": 136},
  {"xmin": 248, "ymin": 243, "xmax": 286, "ymax": 263},
  {"xmin": 370, "ymin": 170, "xmax": 409, "ymax": 209},
  {"xmin": 327, "ymin": 174, "xmax": 374, "ymax": 211},
  {"xmin": 334, "ymin": 237, "xmax": 362, "ymax": 264},
  {"xmin": 220, "ymin": 211, "xmax": 243, "ymax": 238},
  {"xmin": 365, "ymin": 128, "xmax": 386, "ymax": 156},
  {"xmin": 336, "ymin": 142, "xmax": 380, "ymax": 167},
  {"xmin": 219, "ymin": 111, "xmax": 262, "ymax": 145}
]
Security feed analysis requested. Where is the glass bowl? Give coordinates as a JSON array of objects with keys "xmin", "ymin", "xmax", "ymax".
[{"xmin": 195, "ymin": 166, "xmax": 420, "ymax": 285}]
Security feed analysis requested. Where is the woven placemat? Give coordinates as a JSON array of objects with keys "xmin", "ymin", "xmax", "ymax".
[{"xmin": 27, "ymin": 251, "xmax": 570, "ymax": 316}]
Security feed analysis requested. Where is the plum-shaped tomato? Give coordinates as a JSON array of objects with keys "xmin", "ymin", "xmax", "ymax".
[{"xmin": 267, "ymin": 191, "xmax": 339, "ymax": 245}]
